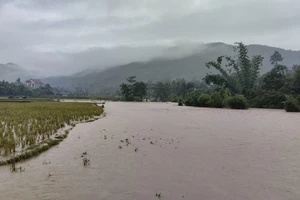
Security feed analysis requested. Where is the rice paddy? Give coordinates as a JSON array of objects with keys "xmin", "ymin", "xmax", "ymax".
[{"xmin": 0, "ymin": 101, "xmax": 103, "ymax": 164}]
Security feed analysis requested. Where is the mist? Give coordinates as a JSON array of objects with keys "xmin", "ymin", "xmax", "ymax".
[{"xmin": 0, "ymin": 0, "xmax": 300, "ymax": 77}]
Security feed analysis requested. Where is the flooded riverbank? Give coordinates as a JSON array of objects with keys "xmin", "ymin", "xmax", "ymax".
[{"xmin": 0, "ymin": 102, "xmax": 300, "ymax": 200}]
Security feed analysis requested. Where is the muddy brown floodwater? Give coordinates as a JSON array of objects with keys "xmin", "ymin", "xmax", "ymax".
[{"xmin": 0, "ymin": 102, "xmax": 300, "ymax": 200}]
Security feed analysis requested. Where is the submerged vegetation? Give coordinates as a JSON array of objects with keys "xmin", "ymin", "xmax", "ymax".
[
  {"xmin": 0, "ymin": 102, "xmax": 103, "ymax": 165},
  {"xmin": 120, "ymin": 42, "xmax": 300, "ymax": 112}
]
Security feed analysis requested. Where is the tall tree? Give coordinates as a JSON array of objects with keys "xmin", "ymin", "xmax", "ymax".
[
  {"xmin": 204, "ymin": 42, "xmax": 264, "ymax": 96},
  {"xmin": 270, "ymin": 51, "xmax": 284, "ymax": 65},
  {"xmin": 132, "ymin": 81, "xmax": 147, "ymax": 101},
  {"xmin": 261, "ymin": 65, "xmax": 288, "ymax": 91},
  {"xmin": 120, "ymin": 76, "xmax": 147, "ymax": 101},
  {"xmin": 292, "ymin": 65, "xmax": 300, "ymax": 94}
]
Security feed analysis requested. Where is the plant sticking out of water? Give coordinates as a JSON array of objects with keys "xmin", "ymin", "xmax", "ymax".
[
  {"xmin": 81, "ymin": 151, "xmax": 87, "ymax": 157},
  {"xmin": 155, "ymin": 193, "xmax": 162, "ymax": 199},
  {"xmin": 43, "ymin": 160, "xmax": 51, "ymax": 165},
  {"xmin": 10, "ymin": 159, "xmax": 26, "ymax": 172},
  {"xmin": 83, "ymin": 157, "xmax": 90, "ymax": 166},
  {"xmin": 134, "ymin": 147, "xmax": 139, "ymax": 152}
]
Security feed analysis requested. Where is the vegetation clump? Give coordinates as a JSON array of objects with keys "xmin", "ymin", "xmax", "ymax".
[
  {"xmin": 178, "ymin": 99, "xmax": 183, "ymax": 106},
  {"xmin": 227, "ymin": 95, "xmax": 248, "ymax": 109},
  {"xmin": 0, "ymin": 102, "xmax": 103, "ymax": 165},
  {"xmin": 197, "ymin": 94, "xmax": 212, "ymax": 107},
  {"xmin": 210, "ymin": 92, "xmax": 223, "ymax": 108},
  {"xmin": 285, "ymin": 96, "xmax": 300, "ymax": 112}
]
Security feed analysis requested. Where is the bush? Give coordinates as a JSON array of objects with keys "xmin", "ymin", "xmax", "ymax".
[
  {"xmin": 184, "ymin": 90, "xmax": 201, "ymax": 106},
  {"xmin": 227, "ymin": 95, "xmax": 248, "ymax": 109},
  {"xmin": 285, "ymin": 96, "xmax": 300, "ymax": 112},
  {"xmin": 178, "ymin": 99, "xmax": 183, "ymax": 106},
  {"xmin": 197, "ymin": 94, "xmax": 212, "ymax": 107},
  {"xmin": 250, "ymin": 91, "xmax": 286, "ymax": 109},
  {"xmin": 210, "ymin": 92, "xmax": 223, "ymax": 108},
  {"xmin": 297, "ymin": 95, "xmax": 300, "ymax": 104}
]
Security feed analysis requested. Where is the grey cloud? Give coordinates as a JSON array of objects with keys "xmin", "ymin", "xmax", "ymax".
[{"xmin": 0, "ymin": 0, "xmax": 300, "ymax": 76}]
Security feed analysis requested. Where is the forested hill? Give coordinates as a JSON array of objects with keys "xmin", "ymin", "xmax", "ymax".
[{"xmin": 43, "ymin": 43, "xmax": 300, "ymax": 94}]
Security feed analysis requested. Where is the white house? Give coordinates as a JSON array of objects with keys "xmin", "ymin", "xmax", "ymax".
[{"xmin": 24, "ymin": 79, "xmax": 45, "ymax": 89}]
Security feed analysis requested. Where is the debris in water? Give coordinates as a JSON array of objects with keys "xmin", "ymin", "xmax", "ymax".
[
  {"xmin": 134, "ymin": 147, "xmax": 139, "ymax": 152},
  {"xmin": 155, "ymin": 193, "xmax": 162, "ymax": 199},
  {"xmin": 81, "ymin": 151, "xmax": 87, "ymax": 157},
  {"xmin": 43, "ymin": 160, "xmax": 51, "ymax": 165},
  {"xmin": 83, "ymin": 158, "xmax": 90, "ymax": 166}
]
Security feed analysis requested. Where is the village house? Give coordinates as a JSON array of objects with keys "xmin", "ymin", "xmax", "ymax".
[{"xmin": 24, "ymin": 79, "xmax": 45, "ymax": 89}]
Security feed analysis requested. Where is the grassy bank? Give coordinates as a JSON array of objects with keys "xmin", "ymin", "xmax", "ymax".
[{"xmin": 0, "ymin": 101, "xmax": 103, "ymax": 165}]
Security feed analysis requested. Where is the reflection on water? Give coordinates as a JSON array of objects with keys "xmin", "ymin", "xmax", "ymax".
[{"xmin": 0, "ymin": 102, "xmax": 300, "ymax": 200}]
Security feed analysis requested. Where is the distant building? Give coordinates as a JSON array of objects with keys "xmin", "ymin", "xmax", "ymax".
[
  {"xmin": 52, "ymin": 87, "xmax": 69, "ymax": 97},
  {"xmin": 24, "ymin": 79, "xmax": 45, "ymax": 89}
]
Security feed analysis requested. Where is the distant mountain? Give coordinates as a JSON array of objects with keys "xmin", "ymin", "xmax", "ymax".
[
  {"xmin": 0, "ymin": 63, "xmax": 41, "ymax": 82},
  {"xmin": 44, "ymin": 43, "xmax": 300, "ymax": 94}
]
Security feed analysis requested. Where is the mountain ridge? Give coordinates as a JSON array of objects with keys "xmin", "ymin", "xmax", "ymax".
[
  {"xmin": 43, "ymin": 43, "xmax": 300, "ymax": 94},
  {"xmin": 2, "ymin": 43, "xmax": 299, "ymax": 94}
]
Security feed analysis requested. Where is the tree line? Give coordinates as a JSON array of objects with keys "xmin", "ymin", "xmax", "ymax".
[
  {"xmin": 0, "ymin": 79, "xmax": 54, "ymax": 97},
  {"xmin": 119, "ymin": 42, "xmax": 300, "ymax": 112}
]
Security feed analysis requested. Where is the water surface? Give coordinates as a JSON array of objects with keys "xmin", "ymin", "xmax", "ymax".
[{"xmin": 0, "ymin": 102, "xmax": 300, "ymax": 200}]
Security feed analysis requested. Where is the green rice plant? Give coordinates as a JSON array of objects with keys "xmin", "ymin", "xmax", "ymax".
[{"xmin": 0, "ymin": 102, "xmax": 103, "ymax": 164}]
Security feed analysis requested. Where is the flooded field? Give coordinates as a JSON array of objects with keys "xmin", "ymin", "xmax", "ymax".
[{"xmin": 0, "ymin": 102, "xmax": 300, "ymax": 200}]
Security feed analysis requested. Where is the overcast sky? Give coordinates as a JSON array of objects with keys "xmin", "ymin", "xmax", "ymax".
[{"xmin": 0, "ymin": 0, "xmax": 299, "ymax": 76}]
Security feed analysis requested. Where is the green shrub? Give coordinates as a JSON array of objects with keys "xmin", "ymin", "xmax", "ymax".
[
  {"xmin": 222, "ymin": 98, "xmax": 229, "ymax": 108},
  {"xmin": 297, "ymin": 95, "xmax": 300, "ymax": 104},
  {"xmin": 250, "ymin": 91, "xmax": 286, "ymax": 109},
  {"xmin": 197, "ymin": 94, "xmax": 212, "ymax": 107},
  {"xmin": 184, "ymin": 90, "xmax": 201, "ymax": 106},
  {"xmin": 227, "ymin": 95, "xmax": 248, "ymax": 109},
  {"xmin": 285, "ymin": 96, "xmax": 300, "ymax": 112},
  {"xmin": 178, "ymin": 99, "xmax": 183, "ymax": 106},
  {"xmin": 210, "ymin": 92, "xmax": 223, "ymax": 108}
]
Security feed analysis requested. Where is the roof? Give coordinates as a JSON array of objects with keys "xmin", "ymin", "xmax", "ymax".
[{"xmin": 30, "ymin": 79, "xmax": 44, "ymax": 84}]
